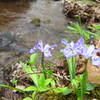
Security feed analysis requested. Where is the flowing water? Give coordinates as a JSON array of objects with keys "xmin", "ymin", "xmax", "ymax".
[{"xmin": 0, "ymin": 0, "xmax": 78, "ymax": 83}]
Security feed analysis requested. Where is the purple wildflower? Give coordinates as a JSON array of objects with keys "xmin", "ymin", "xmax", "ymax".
[
  {"xmin": 80, "ymin": 45, "xmax": 100, "ymax": 66},
  {"xmin": 61, "ymin": 37, "xmax": 85, "ymax": 58},
  {"xmin": 81, "ymin": 45, "xmax": 95, "ymax": 59},
  {"xmin": 30, "ymin": 40, "xmax": 57, "ymax": 58},
  {"xmin": 74, "ymin": 37, "xmax": 85, "ymax": 54},
  {"xmin": 61, "ymin": 37, "xmax": 100, "ymax": 67},
  {"xmin": 61, "ymin": 41, "xmax": 79, "ymax": 58}
]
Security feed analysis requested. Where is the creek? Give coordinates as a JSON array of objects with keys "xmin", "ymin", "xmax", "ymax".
[{"xmin": 0, "ymin": 0, "xmax": 78, "ymax": 84}]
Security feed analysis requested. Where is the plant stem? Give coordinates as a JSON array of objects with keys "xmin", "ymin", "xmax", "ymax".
[
  {"xmin": 32, "ymin": 91, "xmax": 37, "ymax": 100},
  {"xmin": 80, "ymin": 59, "xmax": 88, "ymax": 100},
  {"xmin": 41, "ymin": 52, "xmax": 46, "ymax": 77}
]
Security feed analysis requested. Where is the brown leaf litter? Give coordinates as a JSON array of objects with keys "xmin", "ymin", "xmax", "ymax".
[{"xmin": 63, "ymin": 0, "xmax": 100, "ymax": 23}]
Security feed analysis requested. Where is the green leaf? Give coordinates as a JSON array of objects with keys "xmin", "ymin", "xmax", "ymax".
[
  {"xmin": 72, "ymin": 79, "xmax": 79, "ymax": 90},
  {"xmin": 77, "ymin": 91, "xmax": 82, "ymax": 100},
  {"xmin": 38, "ymin": 87, "xmax": 50, "ymax": 92},
  {"xmin": 23, "ymin": 97, "xmax": 33, "ymax": 100},
  {"xmin": 29, "ymin": 53, "xmax": 38, "ymax": 65},
  {"xmin": 46, "ymin": 70, "xmax": 53, "ymax": 77},
  {"xmin": 86, "ymin": 83, "xmax": 95, "ymax": 91},
  {"xmin": 21, "ymin": 62, "xmax": 39, "ymax": 87},
  {"xmin": 11, "ymin": 79, "xmax": 18, "ymax": 86},
  {"xmin": 53, "ymin": 87, "xmax": 73, "ymax": 95},
  {"xmin": 44, "ymin": 79, "xmax": 52, "ymax": 87},
  {"xmin": 66, "ymin": 23, "xmax": 91, "ymax": 41},
  {"xmin": 67, "ymin": 57, "xmax": 76, "ymax": 82},
  {"xmin": 32, "ymin": 91, "xmax": 37, "ymax": 99},
  {"xmin": 0, "ymin": 84, "xmax": 25, "ymax": 93},
  {"xmin": 38, "ymin": 74, "xmax": 45, "ymax": 88},
  {"xmin": 24, "ymin": 86, "xmax": 37, "ymax": 91},
  {"xmin": 51, "ymin": 80, "xmax": 56, "ymax": 88},
  {"xmin": 30, "ymin": 74, "xmax": 39, "ymax": 87},
  {"xmin": 81, "ymin": 72, "xmax": 88, "ymax": 94},
  {"xmin": 77, "ymin": 72, "xmax": 88, "ymax": 100},
  {"xmin": 63, "ymin": 88, "xmax": 73, "ymax": 95},
  {"xmin": 21, "ymin": 62, "xmax": 33, "ymax": 73},
  {"xmin": 67, "ymin": 26, "xmax": 76, "ymax": 31},
  {"xmin": 93, "ymin": 24, "xmax": 100, "ymax": 30}
]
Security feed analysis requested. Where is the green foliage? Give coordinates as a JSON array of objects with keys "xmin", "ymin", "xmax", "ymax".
[
  {"xmin": 29, "ymin": 53, "xmax": 38, "ymax": 66},
  {"xmin": 23, "ymin": 97, "xmax": 33, "ymax": 100},
  {"xmin": 53, "ymin": 87, "xmax": 73, "ymax": 95},
  {"xmin": 66, "ymin": 56, "xmax": 95, "ymax": 100},
  {"xmin": 23, "ymin": 73, "xmax": 55, "ymax": 100},
  {"xmin": 0, "ymin": 40, "xmax": 97, "ymax": 100},
  {"xmin": 76, "ymin": 72, "xmax": 88, "ymax": 100},
  {"xmin": 23, "ymin": 73, "xmax": 55, "ymax": 92},
  {"xmin": 92, "ymin": 24, "xmax": 100, "ymax": 30},
  {"xmin": 10, "ymin": 79, "xmax": 18, "ymax": 86},
  {"xmin": 67, "ymin": 57, "xmax": 76, "ymax": 82},
  {"xmin": 88, "ymin": 24, "xmax": 100, "ymax": 39},
  {"xmin": 22, "ymin": 53, "xmax": 75, "ymax": 99},
  {"xmin": 66, "ymin": 23, "xmax": 100, "ymax": 41},
  {"xmin": 86, "ymin": 83, "xmax": 95, "ymax": 91},
  {"xmin": 21, "ymin": 53, "xmax": 56, "ymax": 99},
  {"xmin": 66, "ymin": 23, "xmax": 91, "ymax": 41}
]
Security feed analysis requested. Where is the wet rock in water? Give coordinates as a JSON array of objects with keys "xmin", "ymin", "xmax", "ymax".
[
  {"xmin": 31, "ymin": 18, "xmax": 41, "ymax": 26},
  {"xmin": 0, "ymin": 32, "xmax": 28, "ymax": 53},
  {"xmin": 63, "ymin": 0, "xmax": 100, "ymax": 23},
  {"xmin": 0, "ymin": 32, "xmax": 18, "ymax": 48},
  {"xmin": 0, "ymin": 33, "xmax": 16, "ymax": 45}
]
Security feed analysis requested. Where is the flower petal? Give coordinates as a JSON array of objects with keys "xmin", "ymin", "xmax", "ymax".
[
  {"xmin": 81, "ymin": 45, "xmax": 95, "ymax": 59},
  {"xmin": 61, "ymin": 47, "xmax": 78, "ymax": 58},
  {"xmin": 44, "ymin": 49, "xmax": 52, "ymax": 58},
  {"xmin": 44, "ymin": 44, "xmax": 51, "ymax": 51},
  {"xmin": 61, "ymin": 40, "xmax": 69, "ymax": 46},
  {"xmin": 77, "ymin": 37, "xmax": 84, "ymax": 45},
  {"xmin": 38, "ymin": 40, "xmax": 44, "ymax": 52},
  {"xmin": 92, "ymin": 57, "xmax": 100, "ymax": 67}
]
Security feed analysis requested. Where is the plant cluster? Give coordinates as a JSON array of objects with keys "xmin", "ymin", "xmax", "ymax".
[
  {"xmin": 22, "ymin": 37, "xmax": 100, "ymax": 100},
  {"xmin": 0, "ymin": 24, "xmax": 100, "ymax": 100}
]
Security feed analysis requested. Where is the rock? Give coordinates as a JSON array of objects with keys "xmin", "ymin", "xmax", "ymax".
[
  {"xmin": 31, "ymin": 18, "xmax": 41, "ymax": 26},
  {"xmin": 0, "ymin": 32, "xmax": 28, "ymax": 53}
]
